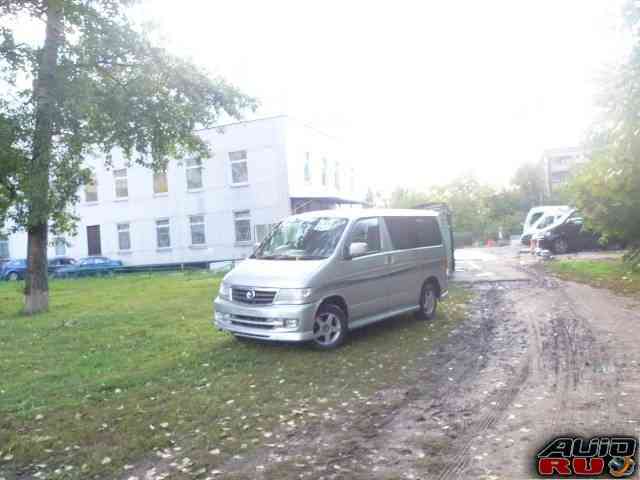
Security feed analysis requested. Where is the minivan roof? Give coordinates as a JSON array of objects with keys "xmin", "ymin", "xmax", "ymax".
[{"xmin": 292, "ymin": 208, "xmax": 440, "ymax": 220}]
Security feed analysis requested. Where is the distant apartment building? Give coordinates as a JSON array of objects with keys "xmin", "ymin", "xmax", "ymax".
[
  {"xmin": 542, "ymin": 147, "xmax": 587, "ymax": 196},
  {"xmin": 2, "ymin": 115, "xmax": 363, "ymax": 265}
]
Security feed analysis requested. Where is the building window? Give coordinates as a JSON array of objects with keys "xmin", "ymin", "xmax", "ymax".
[
  {"xmin": 0, "ymin": 236, "xmax": 9, "ymax": 258},
  {"xmin": 85, "ymin": 175, "xmax": 98, "ymax": 202},
  {"xmin": 334, "ymin": 160, "xmax": 340, "ymax": 190},
  {"xmin": 229, "ymin": 150, "xmax": 248, "ymax": 185},
  {"xmin": 304, "ymin": 152, "xmax": 312, "ymax": 184},
  {"xmin": 114, "ymin": 169, "xmax": 128, "ymax": 199},
  {"xmin": 189, "ymin": 215, "xmax": 206, "ymax": 245},
  {"xmin": 54, "ymin": 237, "xmax": 66, "ymax": 256},
  {"xmin": 234, "ymin": 210, "xmax": 252, "ymax": 243},
  {"xmin": 156, "ymin": 219, "xmax": 171, "ymax": 248},
  {"xmin": 321, "ymin": 157, "xmax": 328, "ymax": 186},
  {"xmin": 186, "ymin": 158, "xmax": 203, "ymax": 190},
  {"xmin": 153, "ymin": 170, "xmax": 168, "ymax": 194},
  {"xmin": 117, "ymin": 223, "xmax": 131, "ymax": 251},
  {"xmin": 254, "ymin": 224, "xmax": 274, "ymax": 243}
]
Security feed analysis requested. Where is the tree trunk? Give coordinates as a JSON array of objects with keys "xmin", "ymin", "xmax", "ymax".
[
  {"xmin": 24, "ymin": 0, "xmax": 63, "ymax": 314},
  {"xmin": 25, "ymin": 223, "xmax": 49, "ymax": 314}
]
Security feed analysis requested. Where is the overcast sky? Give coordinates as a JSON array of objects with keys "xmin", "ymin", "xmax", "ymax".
[
  {"xmin": 8, "ymin": 1, "xmax": 631, "ymax": 193},
  {"xmin": 132, "ymin": 0, "xmax": 630, "ymax": 192}
]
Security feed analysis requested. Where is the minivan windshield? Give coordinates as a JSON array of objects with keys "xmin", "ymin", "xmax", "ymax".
[{"xmin": 253, "ymin": 216, "xmax": 349, "ymax": 260}]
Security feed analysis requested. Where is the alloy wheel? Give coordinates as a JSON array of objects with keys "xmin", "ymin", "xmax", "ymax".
[
  {"xmin": 422, "ymin": 287, "xmax": 436, "ymax": 316},
  {"xmin": 313, "ymin": 312, "xmax": 342, "ymax": 347}
]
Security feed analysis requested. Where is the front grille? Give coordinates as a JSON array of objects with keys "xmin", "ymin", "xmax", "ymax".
[
  {"xmin": 231, "ymin": 286, "xmax": 277, "ymax": 305},
  {"xmin": 230, "ymin": 314, "xmax": 275, "ymax": 330}
]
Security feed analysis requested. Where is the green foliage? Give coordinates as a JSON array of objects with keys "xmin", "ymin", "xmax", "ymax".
[
  {"xmin": 566, "ymin": 0, "xmax": 640, "ymax": 267},
  {"xmin": 387, "ymin": 164, "xmax": 569, "ymax": 243},
  {"xmin": 548, "ymin": 258, "xmax": 640, "ymax": 294},
  {"xmin": 569, "ymin": 153, "xmax": 640, "ymax": 266},
  {"xmin": 389, "ymin": 175, "xmax": 529, "ymax": 242},
  {"xmin": 512, "ymin": 162, "xmax": 545, "ymax": 208},
  {"xmin": 0, "ymin": 0, "xmax": 256, "ymax": 233},
  {"xmin": 388, "ymin": 187, "xmax": 429, "ymax": 209}
]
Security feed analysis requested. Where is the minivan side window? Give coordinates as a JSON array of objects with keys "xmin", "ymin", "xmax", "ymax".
[
  {"xmin": 385, "ymin": 216, "xmax": 442, "ymax": 250},
  {"xmin": 346, "ymin": 218, "xmax": 381, "ymax": 256}
]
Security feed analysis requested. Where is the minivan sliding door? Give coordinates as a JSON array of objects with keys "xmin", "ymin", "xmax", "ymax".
[{"xmin": 339, "ymin": 217, "xmax": 389, "ymax": 323}]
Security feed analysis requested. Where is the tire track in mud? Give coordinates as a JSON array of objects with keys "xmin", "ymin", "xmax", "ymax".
[
  {"xmin": 432, "ymin": 285, "xmax": 532, "ymax": 480},
  {"xmin": 521, "ymin": 266, "xmax": 619, "ymax": 437},
  {"xmin": 344, "ymin": 281, "xmax": 535, "ymax": 480}
]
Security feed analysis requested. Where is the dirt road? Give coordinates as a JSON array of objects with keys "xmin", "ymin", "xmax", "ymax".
[{"xmin": 223, "ymin": 253, "xmax": 640, "ymax": 480}]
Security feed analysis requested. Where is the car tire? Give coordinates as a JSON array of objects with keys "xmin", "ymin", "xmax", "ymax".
[
  {"xmin": 311, "ymin": 303, "xmax": 347, "ymax": 350},
  {"xmin": 7, "ymin": 272, "xmax": 19, "ymax": 281},
  {"xmin": 416, "ymin": 281, "xmax": 438, "ymax": 320},
  {"xmin": 553, "ymin": 238, "xmax": 569, "ymax": 254}
]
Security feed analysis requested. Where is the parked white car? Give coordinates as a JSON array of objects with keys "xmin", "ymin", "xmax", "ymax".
[{"xmin": 521, "ymin": 206, "xmax": 572, "ymax": 246}]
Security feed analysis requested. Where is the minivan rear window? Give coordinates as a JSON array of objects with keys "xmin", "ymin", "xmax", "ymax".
[{"xmin": 385, "ymin": 216, "xmax": 442, "ymax": 250}]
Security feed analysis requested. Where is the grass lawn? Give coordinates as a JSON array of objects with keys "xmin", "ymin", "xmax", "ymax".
[
  {"xmin": 0, "ymin": 273, "xmax": 470, "ymax": 479},
  {"xmin": 548, "ymin": 258, "xmax": 640, "ymax": 295}
]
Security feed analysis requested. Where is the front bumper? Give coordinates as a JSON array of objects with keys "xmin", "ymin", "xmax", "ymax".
[{"xmin": 213, "ymin": 297, "xmax": 319, "ymax": 342}]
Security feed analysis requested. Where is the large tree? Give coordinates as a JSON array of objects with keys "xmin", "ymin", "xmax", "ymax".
[
  {"xmin": 568, "ymin": 0, "xmax": 640, "ymax": 267},
  {"xmin": 512, "ymin": 162, "xmax": 545, "ymax": 208},
  {"xmin": 0, "ymin": 0, "xmax": 255, "ymax": 313}
]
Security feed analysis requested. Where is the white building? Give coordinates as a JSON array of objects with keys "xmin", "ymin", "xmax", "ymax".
[{"xmin": 2, "ymin": 116, "xmax": 363, "ymax": 265}]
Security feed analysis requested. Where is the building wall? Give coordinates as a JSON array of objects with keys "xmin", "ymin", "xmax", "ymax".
[
  {"xmin": 5, "ymin": 116, "xmax": 294, "ymax": 264},
  {"xmin": 285, "ymin": 119, "xmax": 361, "ymax": 204},
  {"xmin": 542, "ymin": 147, "xmax": 586, "ymax": 196},
  {"xmin": 4, "ymin": 116, "xmax": 363, "ymax": 265}
]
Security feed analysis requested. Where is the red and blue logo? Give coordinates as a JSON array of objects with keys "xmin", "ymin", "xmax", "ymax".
[{"xmin": 537, "ymin": 436, "xmax": 637, "ymax": 478}]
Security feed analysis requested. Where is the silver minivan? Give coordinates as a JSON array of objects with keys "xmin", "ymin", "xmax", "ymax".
[{"xmin": 213, "ymin": 209, "xmax": 449, "ymax": 349}]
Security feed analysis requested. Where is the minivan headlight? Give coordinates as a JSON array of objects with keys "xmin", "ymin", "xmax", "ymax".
[
  {"xmin": 218, "ymin": 282, "xmax": 231, "ymax": 300},
  {"xmin": 274, "ymin": 288, "xmax": 313, "ymax": 305}
]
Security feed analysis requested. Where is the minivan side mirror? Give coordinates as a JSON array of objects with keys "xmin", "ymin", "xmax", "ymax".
[{"xmin": 347, "ymin": 242, "xmax": 368, "ymax": 258}]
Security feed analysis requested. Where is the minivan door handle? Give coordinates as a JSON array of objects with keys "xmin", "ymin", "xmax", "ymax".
[{"xmin": 386, "ymin": 254, "xmax": 394, "ymax": 265}]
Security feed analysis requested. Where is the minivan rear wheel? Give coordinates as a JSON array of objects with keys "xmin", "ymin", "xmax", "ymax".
[
  {"xmin": 311, "ymin": 304, "xmax": 347, "ymax": 350},
  {"xmin": 416, "ymin": 282, "xmax": 438, "ymax": 320}
]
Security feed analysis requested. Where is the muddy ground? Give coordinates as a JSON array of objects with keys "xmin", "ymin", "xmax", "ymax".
[{"xmin": 219, "ymin": 262, "xmax": 640, "ymax": 480}]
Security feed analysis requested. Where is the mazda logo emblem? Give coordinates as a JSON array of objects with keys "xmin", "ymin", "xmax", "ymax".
[{"xmin": 246, "ymin": 289, "xmax": 256, "ymax": 300}]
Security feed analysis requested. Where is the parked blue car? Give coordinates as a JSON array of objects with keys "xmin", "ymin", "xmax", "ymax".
[
  {"xmin": 53, "ymin": 256, "xmax": 123, "ymax": 278},
  {"xmin": 1, "ymin": 259, "xmax": 27, "ymax": 281},
  {"xmin": 1, "ymin": 257, "xmax": 78, "ymax": 281}
]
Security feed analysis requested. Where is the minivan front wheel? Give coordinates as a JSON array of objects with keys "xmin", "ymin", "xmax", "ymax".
[
  {"xmin": 416, "ymin": 282, "xmax": 438, "ymax": 320},
  {"xmin": 311, "ymin": 304, "xmax": 347, "ymax": 349}
]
